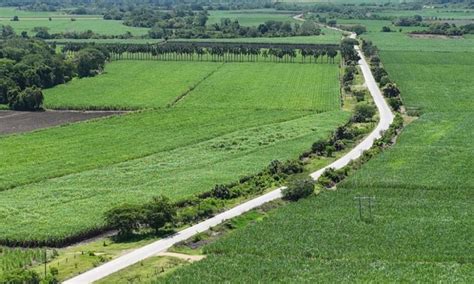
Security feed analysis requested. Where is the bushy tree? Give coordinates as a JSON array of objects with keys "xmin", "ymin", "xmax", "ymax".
[
  {"xmin": 282, "ymin": 178, "xmax": 315, "ymax": 201},
  {"xmin": 104, "ymin": 204, "xmax": 144, "ymax": 236},
  {"xmin": 9, "ymin": 86, "xmax": 44, "ymax": 111},
  {"xmin": 353, "ymin": 103, "xmax": 376, "ymax": 122},
  {"xmin": 382, "ymin": 83, "xmax": 401, "ymax": 98},
  {"xmin": 143, "ymin": 196, "xmax": 176, "ymax": 233},
  {"xmin": 74, "ymin": 48, "xmax": 106, "ymax": 77}
]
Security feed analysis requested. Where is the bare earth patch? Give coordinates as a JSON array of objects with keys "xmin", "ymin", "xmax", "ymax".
[
  {"xmin": 156, "ymin": 252, "xmax": 206, "ymax": 263},
  {"xmin": 408, "ymin": 34, "xmax": 464, "ymax": 40},
  {"xmin": 0, "ymin": 110, "xmax": 125, "ymax": 135}
]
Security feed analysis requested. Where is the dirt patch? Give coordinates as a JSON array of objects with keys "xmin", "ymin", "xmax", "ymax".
[
  {"xmin": 408, "ymin": 34, "xmax": 464, "ymax": 40},
  {"xmin": 0, "ymin": 110, "xmax": 125, "ymax": 135},
  {"xmin": 157, "ymin": 252, "xmax": 206, "ymax": 262}
]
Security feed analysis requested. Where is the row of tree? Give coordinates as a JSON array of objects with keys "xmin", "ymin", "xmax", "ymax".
[{"xmin": 62, "ymin": 43, "xmax": 340, "ymax": 64}]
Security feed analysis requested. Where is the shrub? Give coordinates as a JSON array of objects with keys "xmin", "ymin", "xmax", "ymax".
[
  {"xmin": 282, "ymin": 178, "xmax": 315, "ymax": 201},
  {"xmin": 379, "ymin": 75, "xmax": 392, "ymax": 87},
  {"xmin": 352, "ymin": 89, "xmax": 367, "ymax": 102},
  {"xmin": 211, "ymin": 184, "xmax": 233, "ymax": 200},
  {"xmin": 318, "ymin": 167, "xmax": 348, "ymax": 188},
  {"xmin": 9, "ymin": 86, "xmax": 44, "ymax": 111},
  {"xmin": 382, "ymin": 83, "xmax": 401, "ymax": 98},
  {"xmin": 352, "ymin": 103, "xmax": 376, "ymax": 122},
  {"xmin": 104, "ymin": 204, "xmax": 144, "ymax": 236},
  {"xmin": 388, "ymin": 97, "xmax": 403, "ymax": 111},
  {"xmin": 311, "ymin": 139, "xmax": 328, "ymax": 155},
  {"xmin": 371, "ymin": 66, "xmax": 387, "ymax": 83}
]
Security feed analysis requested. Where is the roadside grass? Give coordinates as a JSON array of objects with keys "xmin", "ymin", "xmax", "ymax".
[
  {"xmin": 44, "ymin": 61, "xmax": 223, "ymax": 110},
  {"xmin": 97, "ymin": 256, "xmax": 186, "ymax": 284}
]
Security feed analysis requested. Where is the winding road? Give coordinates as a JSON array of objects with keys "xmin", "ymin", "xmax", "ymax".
[{"xmin": 64, "ymin": 30, "xmax": 394, "ymax": 284}]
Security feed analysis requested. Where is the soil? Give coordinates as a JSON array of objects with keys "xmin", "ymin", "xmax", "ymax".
[
  {"xmin": 156, "ymin": 252, "xmax": 206, "ymax": 262},
  {"xmin": 0, "ymin": 110, "xmax": 125, "ymax": 135}
]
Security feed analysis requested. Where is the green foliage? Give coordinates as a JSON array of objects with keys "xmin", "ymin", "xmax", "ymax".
[
  {"xmin": 143, "ymin": 196, "xmax": 176, "ymax": 233},
  {"xmin": 104, "ymin": 204, "xmax": 144, "ymax": 236},
  {"xmin": 382, "ymin": 83, "xmax": 401, "ymax": 98},
  {"xmin": 282, "ymin": 178, "xmax": 315, "ymax": 201},
  {"xmin": 9, "ymin": 86, "xmax": 44, "ymax": 111},
  {"xmin": 352, "ymin": 103, "xmax": 376, "ymax": 122},
  {"xmin": 74, "ymin": 48, "xmax": 107, "ymax": 78}
]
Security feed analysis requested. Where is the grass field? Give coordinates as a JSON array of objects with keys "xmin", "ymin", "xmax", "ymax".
[
  {"xmin": 160, "ymin": 17, "xmax": 474, "ymax": 282},
  {"xmin": 178, "ymin": 63, "xmax": 340, "ymax": 112},
  {"xmin": 44, "ymin": 61, "xmax": 223, "ymax": 110},
  {"xmin": 0, "ymin": 59, "xmax": 346, "ymax": 243},
  {"xmin": 1, "ymin": 18, "xmax": 149, "ymax": 36}
]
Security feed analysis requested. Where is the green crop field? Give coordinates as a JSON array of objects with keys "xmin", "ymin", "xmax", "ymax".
[
  {"xmin": 0, "ymin": 59, "xmax": 346, "ymax": 243},
  {"xmin": 160, "ymin": 18, "xmax": 474, "ymax": 282},
  {"xmin": 208, "ymin": 9, "xmax": 296, "ymax": 26},
  {"xmin": 177, "ymin": 63, "xmax": 340, "ymax": 112},
  {"xmin": 44, "ymin": 61, "xmax": 223, "ymax": 110},
  {"xmin": 0, "ymin": 18, "xmax": 149, "ymax": 36},
  {"xmin": 0, "ymin": 111, "xmax": 349, "ymax": 242}
]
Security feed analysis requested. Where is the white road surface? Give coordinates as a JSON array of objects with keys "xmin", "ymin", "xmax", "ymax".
[{"xmin": 64, "ymin": 31, "xmax": 394, "ymax": 284}]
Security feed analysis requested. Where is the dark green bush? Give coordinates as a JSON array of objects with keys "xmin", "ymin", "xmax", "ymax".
[
  {"xmin": 352, "ymin": 103, "xmax": 376, "ymax": 122},
  {"xmin": 282, "ymin": 178, "xmax": 315, "ymax": 201},
  {"xmin": 9, "ymin": 86, "xmax": 44, "ymax": 111},
  {"xmin": 104, "ymin": 203, "xmax": 144, "ymax": 236}
]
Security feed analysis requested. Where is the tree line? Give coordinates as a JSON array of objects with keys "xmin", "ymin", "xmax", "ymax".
[
  {"xmin": 0, "ymin": 37, "xmax": 108, "ymax": 111},
  {"xmin": 61, "ymin": 42, "xmax": 340, "ymax": 64}
]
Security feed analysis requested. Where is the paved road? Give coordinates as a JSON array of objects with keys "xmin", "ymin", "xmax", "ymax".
[{"xmin": 64, "ymin": 34, "xmax": 394, "ymax": 284}]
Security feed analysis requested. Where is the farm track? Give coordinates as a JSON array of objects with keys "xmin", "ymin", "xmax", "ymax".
[{"xmin": 63, "ymin": 33, "xmax": 394, "ymax": 284}]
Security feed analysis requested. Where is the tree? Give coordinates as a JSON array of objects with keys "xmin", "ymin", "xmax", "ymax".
[
  {"xmin": 74, "ymin": 48, "xmax": 106, "ymax": 77},
  {"xmin": 1, "ymin": 25, "xmax": 15, "ymax": 38},
  {"xmin": 12, "ymin": 16, "xmax": 19, "ymax": 21},
  {"xmin": 143, "ymin": 196, "xmax": 176, "ymax": 233},
  {"xmin": 9, "ymin": 86, "xmax": 44, "ymax": 111},
  {"xmin": 312, "ymin": 139, "xmax": 328, "ymax": 155},
  {"xmin": 104, "ymin": 204, "xmax": 144, "ymax": 236},
  {"xmin": 282, "ymin": 178, "xmax": 314, "ymax": 201},
  {"xmin": 382, "ymin": 83, "xmax": 401, "ymax": 98},
  {"xmin": 0, "ymin": 78, "xmax": 15, "ymax": 104},
  {"xmin": 351, "ymin": 24, "xmax": 367, "ymax": 35},
  {"xmin": 381, "ymin": 26, "xmax": 392, "ymax": 32},
  {"xmin": 353, "ymin": 103, "xmax": 376, "ymax": 122}
]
